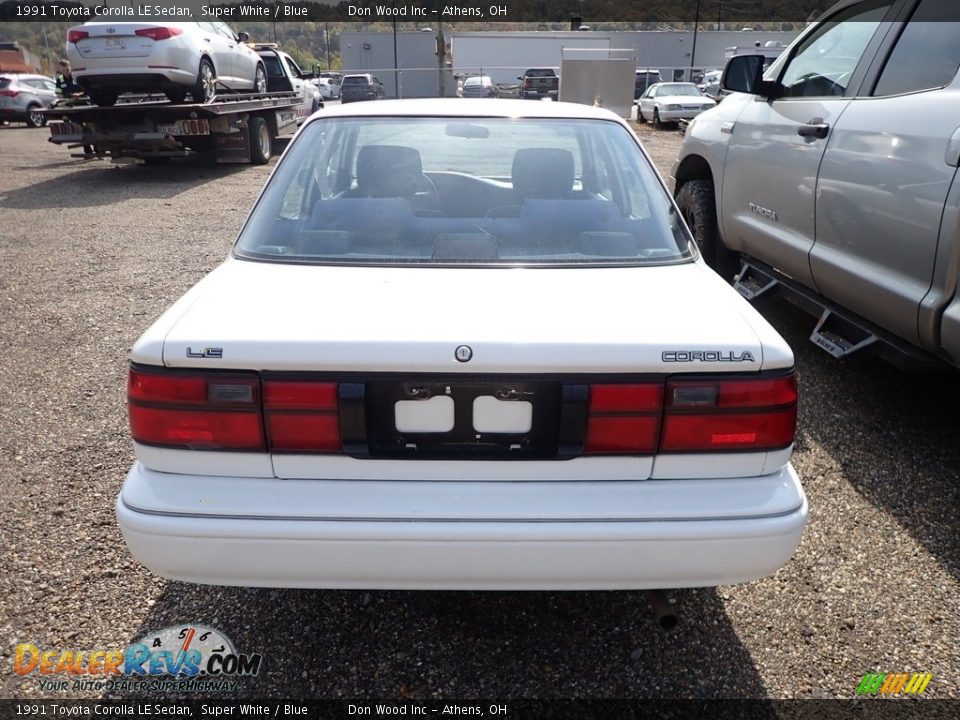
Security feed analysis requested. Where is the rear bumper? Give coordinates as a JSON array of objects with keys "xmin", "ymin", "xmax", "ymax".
[
  {"xmin": 78, "ymin": 71, "xmax": 194, "ymax": 91},
  {"xmin": 117, "ymin": 462, "xmax": 807, "ymax": 590}
]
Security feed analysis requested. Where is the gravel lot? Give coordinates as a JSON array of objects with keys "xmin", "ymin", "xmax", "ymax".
[{"xmin": 1, "ymin": 119, "xmax": 958, "ymax": 700}]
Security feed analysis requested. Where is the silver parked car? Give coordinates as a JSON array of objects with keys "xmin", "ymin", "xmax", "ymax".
[
  {"xmin": 674, "ymin": 0, "xmax": 960, "ymax": 370},
  {"xmin": 67, "ymin": 21, "xmax": 267, "ymax": 106},
  {"xmin": 0, "ymin": 74, "xmax": 58, "ymax": 127},
  {"xmin": 459, "ymin": 75, "xmax": 499, "ymax": 98}
]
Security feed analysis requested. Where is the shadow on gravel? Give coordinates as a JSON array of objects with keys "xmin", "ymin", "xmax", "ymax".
[
  {"xmin": 119, "ymin": 584, "xmax": 767, "ymax": 699},
  {"xmin": 0, "ymin": 156, "xmax": 250, "ymax": 210},
  {"xmin": 759, "ymin": 297, "xmax": 960, "ymax": 581}
]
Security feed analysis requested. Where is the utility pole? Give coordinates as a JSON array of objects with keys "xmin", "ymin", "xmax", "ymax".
[
  {"xmin": 436, "ymin": 19, "xmax": 446, "ymax": 97},
  {"xmin": 325, "ymin": 22, "xmax": 331, "ymax": 71},
  {"xmin": 717, "ymin": 1, "xmax": 722, "ymax": 31},
  {"xmin": 392, "ymin": 8, "xmax": 400, "ymax": 98},
  {"xmin": 690, "ymin": 0, "xmax": 701, "ymax": 82}
]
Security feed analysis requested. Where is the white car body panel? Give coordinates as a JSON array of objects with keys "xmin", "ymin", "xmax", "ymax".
[
  {"xmin": 117, "ymin": 463, "xmax": 806, "ymax": 589},
  {"xmin": 147, "ymin": 258, "xmax": 788, "ymax": 374},
  {"xmin": 119, "ymin": 99, "xmax": 804, "ymax": 590}
]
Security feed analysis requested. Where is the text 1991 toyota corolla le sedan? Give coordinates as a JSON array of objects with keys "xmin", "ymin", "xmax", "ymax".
[{"xmin": 117, "ymin": 99, "xmax": 806, "ymax": 590}]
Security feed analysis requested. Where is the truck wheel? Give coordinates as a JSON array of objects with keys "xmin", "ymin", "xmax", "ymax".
[
  {"xmin": 675, "ymin": 179, "xmax": 739, "ymax": 281},
  {"xmin": 25, "ymin": 104, "xmax": 46, "ymax": 128},
  {"xmin": 89, "ymin": 91, "xmax": 117, "ymax": 107},
  {"xmin": 193, "ymin": 58, "xmax": 216, "ymax": 103},
  {"xmin": 253, "ymin": 64, "xmax": 267, "ymax": 94},
  {"xmin": 248, "ymin": 116, "xmax": 271, "ymax": 165}
]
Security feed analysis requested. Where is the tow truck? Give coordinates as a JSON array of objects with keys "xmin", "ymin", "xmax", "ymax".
[{"xmin": 44, "ymin": 45, "xmax": 321, "ymax": 165}]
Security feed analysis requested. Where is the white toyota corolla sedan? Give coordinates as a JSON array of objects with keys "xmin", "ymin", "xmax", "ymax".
[
  {"xmin": 117, "ymin": 99, "xmax": 806, "ymax": 591},
  {"xmin": 67, "ymin": 21, "xmax": 267, "ymax": 106}
]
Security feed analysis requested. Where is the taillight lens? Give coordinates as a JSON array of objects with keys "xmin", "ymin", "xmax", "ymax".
[
  {"xmin": 263, "ymin": 380, "xmax": 341, "ymax": 452},
  {"xmin": 661, "ymin": 375, "xmax": 797, "ymax": 452},
  {"xmin": 128, "ymin": 367, "xmax": 264, "ymax": 451},
  {"xmin": 584, "ymin": 373, "xmax": 796, "ymax": 455},
  {"xmin": 584, "ymin": 383, "xmax": 662, "ymax": 454},
  {"xmin": 128, "ymin": 367, "xmax": 344, "ymax": 453},
  {"xmin": 68, "ymin": 30, "xmax": 89, "ymax": 43},
  {"xmin": 0, "ymin": 89, "xmax": 19, "ymax": 97},
  {"xmin": 135, "ymin": 26, "xmax": 184, "ymax": 41}
]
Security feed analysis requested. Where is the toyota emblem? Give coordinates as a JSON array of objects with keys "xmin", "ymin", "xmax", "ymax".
[{"xmin": 455, "ymin": 345, "xmax": 473, "ymax": 363}]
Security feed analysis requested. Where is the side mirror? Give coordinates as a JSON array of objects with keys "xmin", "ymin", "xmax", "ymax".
[
  {"xmin": 237, "ymin": 31, "xmax": 250, "ymax": 43},
  {"xmin": 721, "ymin": 55, "xmax": 778, "ymax": 97}
]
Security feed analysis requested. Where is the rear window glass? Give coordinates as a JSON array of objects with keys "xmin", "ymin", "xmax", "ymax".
[
  {"xmin": 524, "ymin": 69, "xmax": 555, "ymax": 77},
  {"xmin": 235, "ymin": 117, "xmax": 693, "ymax": 267},
  {"xmin": 0, "ymin": 78, "xmax": 11, "ymax": 89},
  {"xmin": 342, "ymin": 76, "xmax": 369, "ymax": 85}
]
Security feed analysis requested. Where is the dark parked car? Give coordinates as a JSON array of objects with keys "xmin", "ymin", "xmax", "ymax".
[
  {"xmin": 634, "ymin": 69, "xmax": 662, "ymax": 99},
  {"xmin": 341, "ymin": 73, "xmax": 385, "ymax": 103}
]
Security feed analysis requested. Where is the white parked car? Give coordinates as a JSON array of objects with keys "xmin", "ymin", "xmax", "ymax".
[
  {"xmin": 313, "ymin": 76, "xmax": 340, "ymax": 99},
  {"xmin": 637, "ymin": 82, "xmax": 716, "ymax": 128},
  {"xmin": 67, "ymin": 21, "xmax": 267, "ymax": 106},
  {"xmin": 118, "ymin": 99, "xmax": 806, "ymax": 591}
]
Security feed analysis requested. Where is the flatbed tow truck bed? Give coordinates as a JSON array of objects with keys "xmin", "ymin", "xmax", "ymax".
[{"xmin": 44, "ymin": 91, "xmax": 303, "ymax": 165}]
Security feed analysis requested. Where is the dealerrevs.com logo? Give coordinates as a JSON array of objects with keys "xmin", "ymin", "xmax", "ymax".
[
  {"xmin": 14, "ymin": 625, "xmax": 262, "ymax": 693},
  {"xmin": 856, "ymin": 672, "xmax": 934, "ymax": 696}
]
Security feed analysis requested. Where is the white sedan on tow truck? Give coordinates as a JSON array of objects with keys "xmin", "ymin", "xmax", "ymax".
[{"xmin": 117, "ymin": 99, "xmax": 806, "ymax": 591}]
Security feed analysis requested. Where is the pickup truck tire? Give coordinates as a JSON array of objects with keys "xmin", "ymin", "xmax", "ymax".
[
  {"xmin": 676, "ymin": 179, "xmax": 739, "ymax": 281},
  {"xmin": 248, "ymin": 116, "xmax": 271, "ymax": 165}
]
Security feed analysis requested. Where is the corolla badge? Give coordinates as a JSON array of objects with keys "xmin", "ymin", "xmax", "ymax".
[{"xmin": 454, "ymin": 345, "xmax": 473, "ymax": 362}]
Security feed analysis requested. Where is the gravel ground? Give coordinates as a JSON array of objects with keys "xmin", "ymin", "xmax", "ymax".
[{"xmin": 1, "ymin": 120, "xmax": 958, "ymax": 701}]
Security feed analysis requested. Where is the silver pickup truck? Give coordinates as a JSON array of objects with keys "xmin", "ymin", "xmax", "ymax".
[{"xmin": 673, "ymin": 0, "xmax": 960, "ymax": 369}]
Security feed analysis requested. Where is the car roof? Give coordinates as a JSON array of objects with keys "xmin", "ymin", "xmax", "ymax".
[
  {"xmin": 1, "ymin": 74, "xmax": 51, "ymax": 82},
  {"xmin": 310, "ymin": 98, "xmax": 625, "ymax": 122}
]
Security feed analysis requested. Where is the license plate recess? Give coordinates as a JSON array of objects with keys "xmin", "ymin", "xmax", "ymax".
[{"xmin": 366, "ymin": 379, "xmax": 562, "ymax": 459}]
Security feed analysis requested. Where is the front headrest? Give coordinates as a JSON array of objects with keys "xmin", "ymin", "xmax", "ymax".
[
  {"xmin": 356, "ymin": 145, "xmax": 423, "ymax": 197},
  {"xmin": 511, "ymin": 148, "xmax": 575, "ymax": 199}
]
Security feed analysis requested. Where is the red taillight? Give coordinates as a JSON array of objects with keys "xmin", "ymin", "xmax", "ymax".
[
  {"xmin": 135, "ymin": 26, "xmax": 184, "ymax": 41},
  {"xmin": 584, "ymin": 374, "xmax": 796, "ymax": 455},
  {"xmin": 263, "ymin": 380, "xmax": 341, "ymax": 452},
  {"xmin": 68, "ymin": 30, "xmax": 89, "ymax": 43},
  {"xmin": 128, "ymin": 368, "xmax": 264, "ymax": 451},
  {"xmin": 585, "ymin": 383, "xmax": 662, "ymax": 454},
  {"xmin": 661, "ymin": 375, "xmax": 797, "ymax": 452},
  {"xmin": 0, "ymin": 89, "xmax": 19, "ymax": 97}
]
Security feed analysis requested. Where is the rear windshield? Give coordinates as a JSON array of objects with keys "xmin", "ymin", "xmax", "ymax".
[
  {"xmin": 524, "ymin": 69, "xmax": 556, "ymax": 77},
  {"xmin": 0, "ymin": 77, "xmax": 11, "ymax": 89},
  {"xmin": 342, "ymin": 76, "xmax": 370, "ymax": 85},
  {"xmin": 235, "ymin": 116, "xmax": 693, "ymax": 267}
]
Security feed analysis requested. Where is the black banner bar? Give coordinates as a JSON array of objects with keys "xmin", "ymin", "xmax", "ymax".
[
  {"xmin": 2, "ymin": 700, "xmax": 960, "ymax": 720},
  {"xmin": 0, "ymin": 1, "xmax": 848, "ymax": 24}
]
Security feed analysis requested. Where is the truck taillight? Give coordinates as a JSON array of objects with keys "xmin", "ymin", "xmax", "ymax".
[
  {"xmin": 128, "ymin": 367, "xmax": 342, "ymax": 453},
  {"xmin": 584, "ymin": 373, "xmax": 797, "ymax": 455},
  {"xmin": 263, "ymin": 380, "xmax": 341, "ymax": 452},
  {"xmin": 68, "ymin": 30, "xmax": 89, "ymax": 43},
  {"xmin": 128, "ymin": 367, "xmax": 264, "ymax": 451},
  {"xmin": 661, "ymin": 375, "xmax": 797, "ymax": 452},
  {"xmin": 135, "ymin": 26, "xmax": 184, "ymax": 41}
]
